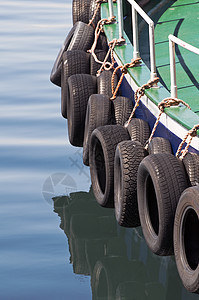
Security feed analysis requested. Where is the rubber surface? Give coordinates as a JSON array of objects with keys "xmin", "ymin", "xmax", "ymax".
[
  {"xmin": 67, "ymin": 74, "xmax": 97, "ymax": 146},
  {"xmin": 148, "ymin": 137, "xmax": 172, "ymax": 154},
  {"xmin": 90, "ymin": 49, "xmax": 108, "ymax": 76},
  {"xmin": 68, "ymin": 21, "xmax": 94, "ymax": 52},
  {"xmin": 127, "ymin": 118, "xmax": 150, "ymax": 145},
  {"xmin": 89, "ymin": 0, "xmax": 101, "ymax": 27},
  {"xmin": 83, "ymin": 94, "xmax": 113, "ymax": 166},
  {"xmin": 114, "ymin": 140, "xmax": 145, "ymax": 227},
  {"xmin": 182, "ymin": 152, "xmax": 199, "ymax": 186},
  {"xmin": 89, "ymin": 125, "xmax": 130, "ymax": 207},
  {"xmin": 61, "ymin": 50, "xmax": 90, "ymax": 118},
  {"xmin": 137, "ymin": 153, "xmax": 188, "ymax": 256},
  {"xmin": 97, "ymin": 70, "xmax": 118, "ymax": 98},
  {"xmin": 113, "ymin": 96, "xmax": 133, "ymax": 126},
  {"xmin": 72, "ymin": 0, "xmax": 90, "ymax": 24},
  {"xmin": 50, "ymin": 23, "xmax": 78, "ymax": 86},
  {"xmin": 174, "ymin": 186, "xmax": 199, "ymax": 293}
]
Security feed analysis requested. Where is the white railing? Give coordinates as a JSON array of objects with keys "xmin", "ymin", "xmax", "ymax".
[
  {"xmin": 169, "ymin": 34, "xmax": 199, "ymax": 98},
  {"xmin": 116, "ymin": 0, "xmax": 157, "ymax": 80},
  {"xmin": 108, "ymin": 0, "xmax": 114, "ymax": 19}
]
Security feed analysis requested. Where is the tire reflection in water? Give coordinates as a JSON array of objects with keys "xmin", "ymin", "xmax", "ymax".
[{"xmin": 52, "ymin": 189, "xmax": 195, "ymax": 300}]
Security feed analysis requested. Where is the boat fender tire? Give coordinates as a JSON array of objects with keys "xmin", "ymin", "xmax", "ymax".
[
  {"xmin": 113, "ymin": 96, "xmax": 133, "ymax": 126},
  {"xmin": 96, "ymin": 33, "xmax": 108, "ymax": 51},
  {"xmin": 89, "ymin": 0, "xmax": 101, "ymax": 27},
  {"xmin": 148, "ymin": 137, "xmax": 172, "ymax": 154},
  {"xmin": 182, "ymin": 152, "xmax": 199, "ymax": 186},
  {"xmin": 72, "ymin": 0, "xmax": 91, "ymax": 25},
  {"xmin": 61, "ymin": 50, "xmax": 90, "ymax": 119},
  {"xmin": 174, "ymin": 186, "xmax": 199, "ymax": 294},
  {"xmin": 137, "ymin": 153, "xmax": 188, "ymax": 256},
  {"xmin": 68, "ymin": 21, "xmax": 94, "ymax": 52},
  {"xmin": 127, "ymin": 118, "xmax": 150, "ymax": 145},
  {"xmin": 90, "ymin": 49, "xmax": 109, "ymax": 76},
  {"xmin": 89, "ymin": 125, "xmax": 130, "ymax": 207},
  {"xmin": 83, "ymin": 94, "xmax": 113, "ymax": 166},
  {"xmin": 67, "ymin": 74, "xmax": 97, "ymax": 147},
  {"xmin": 97, "ymin": 70, "xmax": 118, "ymax": 98},
  {"xmin": 114, "ymin": 140, "xmax": 146, "ymax": 227},
  {"xmin": 50, "ymin": 23, "xmax": 78, "ymax": 87}
]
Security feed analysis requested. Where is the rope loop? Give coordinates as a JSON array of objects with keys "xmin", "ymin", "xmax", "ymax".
[
  {"xmin": 125, "ymin": 77, "xmax": 159, "ymax": 127},
  {"xmin": 145, "ymin": 97, "xmax": 191, "ymax": 150},
  {"xmin": 88, "ymin": 18, "xmax": 116, "ymax": 74},
  {"xmin": 176, "ymin": 124, "xmax": 199, "ymax": 159},
  {"xmin": 158, "ymin": 97, "xmax": 191, "ymax": 112},
  {"xmin": 88, "ymin": 0, "xmax": 108, "ymax": 27},
  {"xmin": 110, "ymin": 58, "xmax": 141, "ymax": 100}
]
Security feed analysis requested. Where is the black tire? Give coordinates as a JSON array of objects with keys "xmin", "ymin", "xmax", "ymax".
[
  {"xmin": 61, "ymin": 50, "xmax": 90, "ymax": 119},
  {"xmin": 127, "ymin": 118, "xmax": 150, "ymax": 145},
  {"xmin": 89, "ymin": 0, "xmax": 101, "ymax": 27},
  {"xmin": 89, "ymin": 125, "xmax": 130, "ymax": 207},
  {"xmin": 137, "ymin": 153, "xmax": 188, "ymax": 256},
  {"xmin": 68, "ymin": 21, "xmax": 94, "ymax": 52},
  {"xmin": 113, "ymin": 97, "xmax": 133, "ymax": 126},
  {"xmin": 50, "ymin": 23, "xmax": 78, "ymax": 87},
  {"xmin": 67, "ymin": 74, "xmax": 97, "ymax": 146},
  {"xmin": 97, "ymin": 70, "xmax": 117, "ymax": 98},
  {"xmin": 114, "ymin": 140, "xmax": 145, "ymax": 227},
  {"xmin": 174, "ymin": 186, "xmax": 199, "ymax": 293},
  {"xmin": 182, "ymin": 152, "xmax": 199, "ymax": 186},
  {"xmin": 97, "ymin": 33, "xmax": 108, "ymax": 51},
  {"xmin": 83, "ymin": 94, "xmax": 113, "ymax": 166},
  {"xmin": 148, "ymin": 137, "xmax": 172, "ymax": 154},
  {"xmin": 90, "ymin": 49, "xmax": 109, "ymax": 76},
  {"xmin": 72, "ymin": 0, "xmax": 90, "ymax": 25}
]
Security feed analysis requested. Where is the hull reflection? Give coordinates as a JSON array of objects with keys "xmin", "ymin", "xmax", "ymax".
[{"xmin": 53, "ymin": 189, "xmax": 197, "ymax": 300}]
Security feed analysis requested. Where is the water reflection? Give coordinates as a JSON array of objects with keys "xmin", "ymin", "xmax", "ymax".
[{"xmin": 53, "ymin": 189, "xmax": 199, "ymax": 300}]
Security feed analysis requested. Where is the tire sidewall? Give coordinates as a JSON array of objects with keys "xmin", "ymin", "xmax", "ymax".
[
  {"xmin": 114, "ymin": 145, "xmax": 124, "ymax": 223},
  {"xmin": 90, "ymin": 129, "xmax": 112, "ymax": 207},
  {"xmin": 174, "ymin": 187, "xmax": 199, "ymax": 292},
  {"xmin": 138, "ymin": 160, "xmax": 167, "ymax": 254}
]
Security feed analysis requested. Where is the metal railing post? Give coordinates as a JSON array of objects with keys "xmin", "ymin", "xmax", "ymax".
[
  {"xmin": 132, "ymin": 6, "xmax": 140, "ymax": 58},
  {"xmin": 149, "ymin": 23, "xmax": 157, "ymax": 81},
  {"xmin": 117, "ymin": 0, "xmax": 124, "ymax": 39},
  {"xmin": 169, "ymin": 38, "xmax": 177, "ymax": 98},
  {"xmin": 108, "ymin": 0, "xmax": 114, "ymax": 19}
]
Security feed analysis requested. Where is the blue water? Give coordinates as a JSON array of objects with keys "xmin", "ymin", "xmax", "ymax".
[{"xmin": 1, "ymin": 1, "xmax": 199, "ymax": 299}]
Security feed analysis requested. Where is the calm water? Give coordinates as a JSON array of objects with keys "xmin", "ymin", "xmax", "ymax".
[{"xmin": 1, "ymin": 1, "xmax": 198, "ymax": 299}]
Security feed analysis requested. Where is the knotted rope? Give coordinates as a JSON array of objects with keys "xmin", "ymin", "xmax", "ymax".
[
  {"xmin": 124, "ymin": 77, "xmax": 159, "ymax": 127},
  {"xmin": 88, "ymin": 0, "xmax": 117, "ymax": 27},
  {"xmin": 145, "ymin": 97, "xmax": 191, "ymax": 150},
  {"xmin": 88, "ymin": 0, "xmax": 107, "ymax": 27},
  {"xmin": 96, "ymin": 38, "xmax": 118, "ymax": 74},
  {"xmin": 109, "ymin": 58, "xmax": 141, "ymax": 100},
  {"xmin": 176, "ymin": 124, "xmax": 199, "ymax": 159},
  {"xmin": 88, "ymin": 17, "xmax": 116, "ymax": 68}
]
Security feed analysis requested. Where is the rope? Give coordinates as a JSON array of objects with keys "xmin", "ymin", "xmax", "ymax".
[
  {"xmin": 88, "ymin": 17, "xmax": 116, "ymax": 69},
  {"xmin": 176, "ymin": 124, "xmax": 199, "ymax": 159},
  {"xmin": 96, "ymin": 38, "xmax": 118, "ymax": 75},
  {"xmin": 144, "ymin": 97, "xmax": 191, "ymax": 150},
  {"xmin": 88, "ymin": 0, "xmax": 105, "ymax": 27},
  {"xmin": 124, "ymin": 77, "xmax": 159, "ymax": 127},
  {"xmin": 109, "ymin": 58, "xmax": 142, "ymax": 100}
]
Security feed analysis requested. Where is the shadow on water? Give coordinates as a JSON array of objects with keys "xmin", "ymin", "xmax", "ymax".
[{"xmin": 52, "ymin": 189, "xmax": 198, "ymax": 300}]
